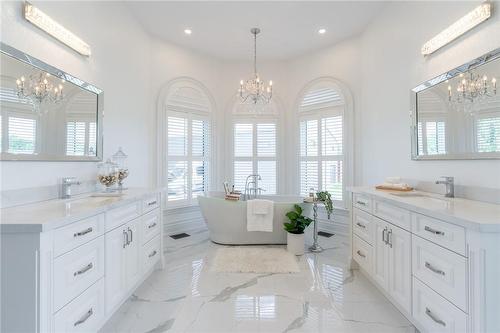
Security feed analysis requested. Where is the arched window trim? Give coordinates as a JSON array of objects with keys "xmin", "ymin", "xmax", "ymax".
[
  {"xmin": 294, "ymin": 77, "xmax": 354, "ymax": 209},
  {"xmin": 157, "ymin": 77, "xmax": 216, "ymax": 208}
]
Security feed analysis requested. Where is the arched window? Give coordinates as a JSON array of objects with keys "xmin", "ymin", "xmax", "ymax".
[
  {"xmin": 297, "ymin": 78, "xmax": 352, "ymax": 207},
  {"xmin": 160, "ymin": 78, "xmax": 214, "ymax": 207},
  {"xmin": 230, "ymin": 99, "xmax": 282, "ymax": 195}
]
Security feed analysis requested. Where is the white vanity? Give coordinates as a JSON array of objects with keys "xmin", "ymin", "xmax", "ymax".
[
  {"xmin": 0, "ymin": 188, "xmax": 163, "ymax": 333},
  {"xmin": 349, "ymin": 187, "xmax": 500, "ymax": 333}
]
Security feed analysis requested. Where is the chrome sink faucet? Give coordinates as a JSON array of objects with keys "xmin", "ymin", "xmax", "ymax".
[
  {"xmin": 436, "ymin": 176, "xmax": 454, "ymax": 198},
  {"xmin": 61, "ymin": 177, "xmax": 82, "ymax": 199}
]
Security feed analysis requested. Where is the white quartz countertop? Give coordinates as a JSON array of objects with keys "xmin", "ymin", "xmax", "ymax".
[
  {"xmin": 0, "ymin": 188, "xmax": 162, "ymax": 233},
  {"xmin": 348, "ymin": 187, "xmax": 500, "ymax": 233}
]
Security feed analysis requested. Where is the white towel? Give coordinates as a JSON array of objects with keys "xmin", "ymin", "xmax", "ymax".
[{"xmin": 247, "ymin": 199, "xmax": 274, "ymax": 232}]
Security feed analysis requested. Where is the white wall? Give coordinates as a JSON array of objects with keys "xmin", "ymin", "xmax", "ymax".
[
  {"xmin": 359, "ymin": 1, "xmax": 500, "ymax": 189},
  {"xmin": 0, "ymin": 1, "xmax": 152, "ymax": 190}
]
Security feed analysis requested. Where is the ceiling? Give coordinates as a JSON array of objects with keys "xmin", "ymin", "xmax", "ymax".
[{"xmin": 126, "ymin": 1, "xmax": 387, "ymax": 61}]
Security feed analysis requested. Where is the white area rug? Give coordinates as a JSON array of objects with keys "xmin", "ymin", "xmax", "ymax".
[{"xmin": 211, "ymin": 247, "xmax": 300, "ymax": 273}]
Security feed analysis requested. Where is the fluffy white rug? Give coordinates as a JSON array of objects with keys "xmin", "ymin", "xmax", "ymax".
[{"xmin": 211, "ymin": 247, "xmax": 300, "ymax": 273}]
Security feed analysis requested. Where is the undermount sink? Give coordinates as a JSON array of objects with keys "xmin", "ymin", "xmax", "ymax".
[{"xmin": 389, "ymin": 192, "xmax": 449, "ymax": 202}]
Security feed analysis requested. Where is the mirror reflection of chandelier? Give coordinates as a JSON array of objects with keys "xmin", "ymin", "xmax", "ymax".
[
  {"xmin": 16, "ymin": 72, "xmax": 65, "ymax": 105},
  {"xmin": 447, "ymin": 71, "xmax": 497, "ymax": 109},
  {"xmin": 238, "ymin": 28, "xmax": 273, "ymax": 105}
]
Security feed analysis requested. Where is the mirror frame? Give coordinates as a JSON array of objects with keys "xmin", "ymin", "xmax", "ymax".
[
  {"xmin": 410, "ymin": 47, "xmax": 500, "ymax": 160},
  {"xmin": 0, "ymin": 42, "xmax": 103, "ymax": 162}
]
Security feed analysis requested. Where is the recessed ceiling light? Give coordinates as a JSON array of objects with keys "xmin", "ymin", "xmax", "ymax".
[
  {"xmin": 184, "ymin": 29, "xmax": 192, "ymax": 35},
  {"xmin": 318, "ymin": 28, "xmax": 326, "ymax": 34}
]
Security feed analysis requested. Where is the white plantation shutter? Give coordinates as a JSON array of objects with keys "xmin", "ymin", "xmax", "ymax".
[
  {"xmin": 476, "ymin": 116, "xmax": 500, "ymax": 152},
  {"xmin": 426, "ymin": 121, "xmax": 446, "ymax": 155},
  {"xmin": 299, "ymin": 83, "xmax": 346, "ymax": 205},
  {"xmin": 8, "ymin": 117, "xmax": 36, "ymax": 154},
  {"xmin": 88, "ymin": 122, "xmax": 96, "ymax": 155},
  {"xmin": 66, "ymin": 121, "xmax": 86, "ymax": 156},
  {"xmin": 233, "ymin": 121, "xmax": 277, "ymax": 194},
  {"xmin": 165, "ymin": 81, "xmax": 212, "ymax": 206}
]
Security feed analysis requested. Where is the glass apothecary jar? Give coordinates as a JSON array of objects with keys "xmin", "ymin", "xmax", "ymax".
[
  {"xmin": 97, "ymin": 159, "xmax": 119, "ymax": 192},
  {"xmin": 112, "ymin": 147, "xmax": 129, "ymax": 190}
]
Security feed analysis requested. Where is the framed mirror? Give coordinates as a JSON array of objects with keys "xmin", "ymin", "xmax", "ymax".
[
  {"xmin": 411, "ymin": 48, "xmax": 500, "ymax": 160},
  {"xmin": 0, "ymin": 43, "xmax": 103, "ymax": 161}
]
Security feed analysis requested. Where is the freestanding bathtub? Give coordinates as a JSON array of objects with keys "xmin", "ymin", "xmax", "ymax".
[{"xmin": 198, "ymin": 192, "xmax": 309, "ymax": 245}]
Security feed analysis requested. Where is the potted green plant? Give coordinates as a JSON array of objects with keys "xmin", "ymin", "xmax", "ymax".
[{"xmin": 284, "ymin": 204, "xmax": 313, "ymax": 255}]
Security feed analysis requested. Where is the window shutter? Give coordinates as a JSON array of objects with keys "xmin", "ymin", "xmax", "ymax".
[
  {"xmin": 8, "ymin": 117, "xmax": 36, "ymax": 154},
  {"xmin": 234, "ymin": 123, "xmax": 253, "ymax": 157},
  {"xmin": 88, "ymin": 122, "xmax": 97, "ymax": 155},
  {"xmin": 192, "ymin": 118, "xmax": 210, "ymax": 157},
  {"xmin": 426, "ymin": 121, "xmax": 446, "ymax": 155},
  {"xmin": 168, "ymin": 116, "xmax": 188, "ymax": 156},
  {"xmin": 66, "ymin": 121, "xmax": 86, "ymax": 156},
  {"xmin": 234, "ymin": 161, "xmax": 253, "ymax": 191},
  {"xmin": 322, "ymin": 116, "xmax": 343, "ymax": 156},
  {"xmin": 258, "ymin": 160, "xmax": 276, "ymax": 194},
  {"xmin": 477, "ymin": 117, "xmax": 500, "ymax": 152},
  {"xmin": 300, "ymin": 161, "xmax": 318, "ymax": 196},
  {"xmin": 322, "ymin": 160, "xmax": 343, "ymax": 201},
  {"xmin": 167, "ymin": 161, "xmax": 188, "ymax": 201},
  {"xmin": 257, "ymin": 123, "xmax": 276, "ymax": 157},
  {"xmin": 300, "ymin": 120, "xmax": 318, "ymax": 157},
  {"xmin": 417, "ymin": 122, "xmax": 424, "ymax": 155}
]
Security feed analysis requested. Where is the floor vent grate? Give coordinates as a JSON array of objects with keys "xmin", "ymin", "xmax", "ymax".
[
  {"xmin": 170, "ymin": 233, "xmax": 191, "ymax": 240},
  {"xmin": 318, "ymin": 231, "xmax": 334, "ymax": 238}
]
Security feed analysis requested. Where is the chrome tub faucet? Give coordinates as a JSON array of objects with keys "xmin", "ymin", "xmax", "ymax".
[{"xmin": 436, "ymin": 176, "xmax": 454, "ymax": 198}]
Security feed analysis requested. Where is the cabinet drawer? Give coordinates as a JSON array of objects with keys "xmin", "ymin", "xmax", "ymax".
[
  {"xmin": 143, "ymin": 193, "xmax": 160, "ymax": 213},
  {"xmin": 54, "ymin": 278, "xmax": 105, "ymax": 333},
  {"xmin": 353, "ymin": 193, "xmax": 371, "ymax": 213},
  {"xmin": 142, "ymin": 209, "xmax": 161, "ymax": 245},
  {"xmin": 53, "ymin": 214, "xmax": 104, "ymax": 257},
  {"xmin": 353, "ymin": 208, "xmax": 374, "ymax": 245},
  {"xmin": 53, "ymin": 236, "xmax": 105, "ymax": 312},
  {"xmin": 353, "ymin": 234, "xmax": 372, "ymax": 274},
  {"xmin": 412, "ymin": 213, "xmax": 466, "ymax": 256},
  {"xmin": 105, "ymin": 201, "xmax": 141, "ymax": 231},
  {"xmin": 412, "ymin": 277, "xmax": 467, "ymax": 333},
  {"xmin": 373, "ymin": 200, "xmax": 411, "ymax": 231},
  {"xmin": 142, "ymin": 234, "xmax": 161, "ymax": 272},
  {"xmin": 412, "ymin": 236, "xmax": 467, "ymax": 312}
]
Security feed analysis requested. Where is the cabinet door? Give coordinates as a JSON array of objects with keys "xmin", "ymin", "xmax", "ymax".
[
  {"xmin": 388, "ymin": 224, "xmax": 412, "ymax": 314},
  {"xmin": 105, "ymin": 226, "xmax": 128, "ymax": 314},
  {"xmin": 372, "ymin": 217, "xmax": 389, "ymax": 291},
  {"xmin": 125, "ymin": 218, "xmax": 142, "ymax": 290}
]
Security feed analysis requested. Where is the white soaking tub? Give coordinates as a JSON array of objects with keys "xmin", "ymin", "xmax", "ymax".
[{"xmin": 198, "ymin": 192, "xmax": 308, "ymax": 245}]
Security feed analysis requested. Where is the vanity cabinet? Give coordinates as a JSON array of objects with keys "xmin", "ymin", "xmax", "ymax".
[
  {"xmin": 350, "ymin": 189, "xmax": 500, "ymax": 333},
  {"xmin": 0, "ymin": 190, "xmax": 163, "ymax": 333}
]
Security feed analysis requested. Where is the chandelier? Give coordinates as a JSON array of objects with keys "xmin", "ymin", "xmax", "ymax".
[
  {"xmin": 239, "ymin": 28, "xmax": 273, "ymax": 105},
  {"xmin": 16, "ymin": 72, "xmax": 65, "ymax": 105},
  {"xmin": 448, "ymin": 71, "xmax": 496, "ymax": 107}
]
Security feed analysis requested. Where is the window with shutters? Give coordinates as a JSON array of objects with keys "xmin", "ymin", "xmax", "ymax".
[
  {"xmin": 7, "ymin": 116, "xmax": 37, "ymax": 154},
  {"xmin": 233, "ymin": 121, "xmax": 277, "ymax": 194},
  {"xmin": 476, "ymin": 116, "xmax": 500, "ymax": 153},
  {"xmin": 298, "ymin": 81, "xmax": 346, "ymax": 206},
  {"xmin": 417, "ymin": 120, "xmax": 446, "ymax": 155},
  {"xmin": 66, "ymin": 120, "xmax": 97, "ymax": 156},
  {"xmin": 164, "ymin": 79, "xmax": 213, "ymax": 207}
]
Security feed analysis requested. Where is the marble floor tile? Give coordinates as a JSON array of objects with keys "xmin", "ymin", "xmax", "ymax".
[{"xmin": 100, "ymin": 226, "xmax": 415, "ymax": 333}]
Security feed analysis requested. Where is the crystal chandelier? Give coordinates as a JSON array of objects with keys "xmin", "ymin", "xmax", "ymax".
[
  {"xmin": 239, "ymin": 28, "xmax": 273, "ymax": 105},
  {"xmin": 16, "ymin": 72, "xmax": 65, "ymax": 105},
  {"xmin": 448, "ymin": 71, "xmax": 497, "ymax": 107}
]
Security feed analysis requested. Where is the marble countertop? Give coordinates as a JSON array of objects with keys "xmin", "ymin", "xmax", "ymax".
[
  {"xmin": 348, "ymin": 187, "xmax": 500, "ymax": 233},
  {"xmin": 0, "ymin": 188, "xmax": 162, "ymax": 233}
]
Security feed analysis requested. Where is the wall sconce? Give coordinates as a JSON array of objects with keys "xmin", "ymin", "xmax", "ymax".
[
  {"xmin": 421, "ymin": 2, "xmax": 492, "ymax": 56},
  {"xmin": 23, "ymin": 2, "xmax": 91, "ymax": 56}
]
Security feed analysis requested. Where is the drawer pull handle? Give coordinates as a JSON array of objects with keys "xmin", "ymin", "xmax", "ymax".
[
  {"xmin": 356, "ymin": 222, "xmax": 366, "ymax": 229},
  {"xmin": 425, "ymin": 308, "xmax": 446, "ymax": 327},
  {"xmin": 425, "ymin": 262, "xmax": 445, "ymax": 276},
  {"xmin": 148, "ymin": 200, "xmax": 157, "ymax": 206},
  {"xmin": 387, "ymin": 229, "xmax": 393, "ymax": 248},
  {"xmin": 123, "ymin": 230, "xmax": 128, "ymax": 248},
  {"xmin": 424, "ymin": 226, "xmax": 445, "ymax": 236},
  {"xmin": 128, "ymin": 228, "xmax": 133, "ymax": 244},
  {"xmin": 148, "ymin": 222, "xmax": 157, "ymax": 229},
  {"xmin": 382, "ymin": 227, "xmax": 388, "ymax": 244},
  {"xmin": 356, "ymin": 200, "xmax": 366, "ymax": 206},
  {"xmin": 74, "ymin": 263, "xmax": 93, "ymax": 276},
  {"xmin": 74, "ymin": 308, "xmax": 93, "ymax": 326},
  {"xmin": 149, "ymin": 250, "xmax": 158, "ymax": 258},
  {"xmin": 74, "ymin": 227, "xmax": 93, "ymax": 237},
  {"xmin": 356, "ymin": 250, "xmax": 366, "ymax": 258}
]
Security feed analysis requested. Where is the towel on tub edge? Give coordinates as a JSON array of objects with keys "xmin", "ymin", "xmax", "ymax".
[{"xmin": 247, "ymin": 199, "xmax": 274, "ymax": 232}]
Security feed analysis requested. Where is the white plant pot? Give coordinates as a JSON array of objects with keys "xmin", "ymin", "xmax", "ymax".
[{"xmin": 287, "ymin": 232, "xmax": 305, "ymax": 255}]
